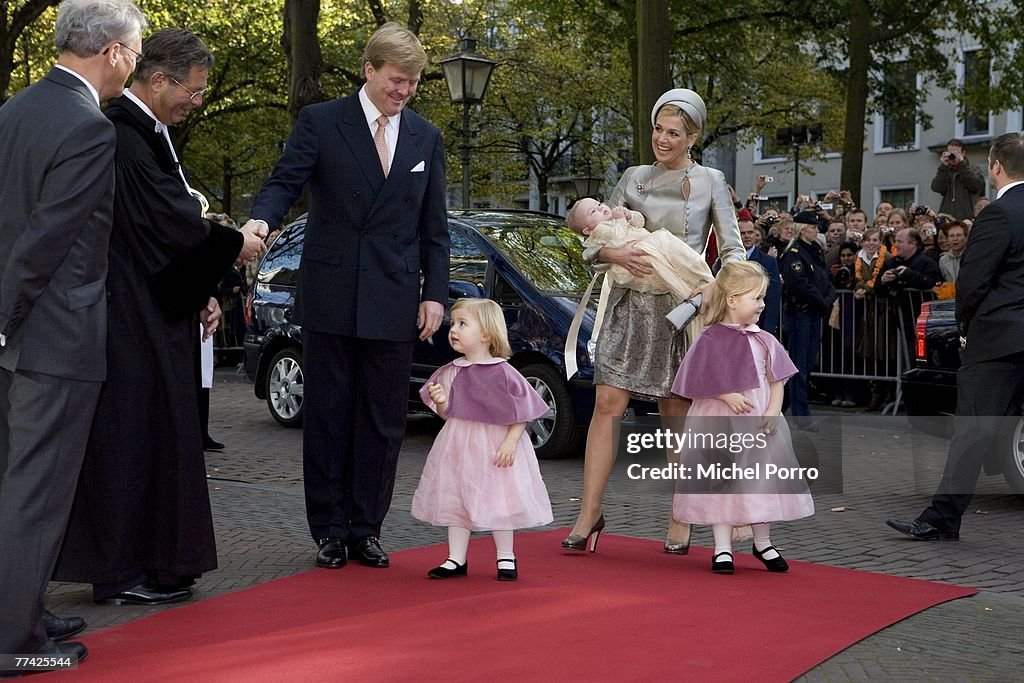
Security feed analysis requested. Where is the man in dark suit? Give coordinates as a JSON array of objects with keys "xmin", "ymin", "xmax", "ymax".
[
  {"xmin": 738, "ymin": 209, "xmax": 782, "ymax": 335},
  {"xmin": 0, "ymin": 0, "xmax": 146, "ymax": 666},
  {"xmin": 244, "ymin": 22, "xmax": 449, "ymax": 569},
  {"xmin": 888, "ymin": 132, "xmax": 1024, "ymax": 540}
]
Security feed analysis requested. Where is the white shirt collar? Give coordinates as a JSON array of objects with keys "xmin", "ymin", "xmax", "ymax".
[
  {"xmin": 358, "ymin": 86, "xmax": 399, "ymax": 130},
  {"xmin": 123, "ymin": 89, "xmax": 190, "ymax": 190},
  {"xmin": 54, "ymin": 65, "xmax": 99, "ymax": 106},
  {"xmin": 996, "ymin": 180, "xmax": 1024, "ymax": 200},
  {"xmin": 123, "ymin": 89, "xmax": 166, "ymax": 133}
]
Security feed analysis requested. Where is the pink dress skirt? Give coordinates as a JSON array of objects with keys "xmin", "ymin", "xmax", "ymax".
[
  {"xmin": 672, "ymin": 332, "xmax": 815, "ymax": 526},
  {"xmin": 411, "ymin": 366, "xmax": 553, "ymax": 532}
]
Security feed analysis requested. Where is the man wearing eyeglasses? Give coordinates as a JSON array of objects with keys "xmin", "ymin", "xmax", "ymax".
[
  {"xmin": 0, "ymin": 0, "xmax": 147, "ymax": 669},
  {"xmin": 52, "ymin": 28, "xmax": 267, "ymax": 609}
]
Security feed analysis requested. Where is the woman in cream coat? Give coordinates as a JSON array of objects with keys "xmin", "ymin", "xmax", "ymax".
[{"xmin": 562, "ymin": 89, "xmax": 744, "ymax": 555}]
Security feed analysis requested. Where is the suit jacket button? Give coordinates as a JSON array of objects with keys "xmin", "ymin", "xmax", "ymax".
[{"xmin": 352, "ymin": 192, "xmax": 359, "ymax": 198}]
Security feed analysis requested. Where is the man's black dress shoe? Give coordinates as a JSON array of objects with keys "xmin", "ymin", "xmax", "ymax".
[
  {"xmin": 349, "ymin": 536, "xmax": 390, "ymax": 568},
  {"xmin": 203, "ymin": 437, "xmax": 225, "ymax": 451},
  {"xmin": 42, "ymin": 610, "xmax": 85, "ymax": 641},
  {"xmin": 886, "ymin": 518, "xmax": 960, "ymax": 541},
  {"xmin": 315, "ymin": 538, "xmax": 347, "ymax": 568},
  {"xmin": 98, "ymin": 582, "xmax": 192, "ymax": 605}
]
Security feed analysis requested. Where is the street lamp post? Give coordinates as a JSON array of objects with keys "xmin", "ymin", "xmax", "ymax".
[
  {"xmin": 440, "ymin": 36, "xmax": 497, "ymax": 208},
  {"xmin": 775, "ymin": 123, "xmax": 823, "ymax": 202}
]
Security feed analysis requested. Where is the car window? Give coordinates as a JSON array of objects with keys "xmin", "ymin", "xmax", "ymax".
[
  {"xmin": 450, "ymin": 230, "xmax": 488, "ymax": 291},
  {"xmin": 478, "ymin": 224, "xmax": 593, "ymax": 294},
  {"xmin": 259, "ymin": 222, "xmax": 305, "ymax": 287}
]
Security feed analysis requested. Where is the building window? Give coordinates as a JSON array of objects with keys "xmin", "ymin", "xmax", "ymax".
[
  {"xmin": 879, "ymin": 188, "xmax": 916, "ymax": 213},
  {"xmin": 880, "ymin": 62, "xmax": 917, "ymax": 149},
  {"xmin": 755, "ymin": 136, "xmax": 786, "ymax": 163},
  {"xmin": 1004, "ymin": 109, "xmax": 1022, "ymax": 135},
  {"xmin": 961, "ymin": 48, "xmax": 991, "ymax": 137},
  {"xmin": 762, "ymin": 194, "xmax": 790, "ymax": 213}
]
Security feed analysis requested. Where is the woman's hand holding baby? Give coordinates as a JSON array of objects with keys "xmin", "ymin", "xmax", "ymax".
[{"xmin": 599, "ymin": 244, "xmax": 653, "ymax": 275}]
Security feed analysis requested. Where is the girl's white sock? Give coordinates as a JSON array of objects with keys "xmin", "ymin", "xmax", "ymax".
[
  {"xmin": 443, "ymin": 526, "xmax": 471, "ymax": 567},
  {"xmin": 492, "ymin": 529, "xmax": 515, "ymax": 568},
  {"xmin": 712, "ymin": 523, "xmax": 733, "ymax": 558},
  {"xmin": 752, "ymin": 522, "xmax": 780, "ymax": 560}
]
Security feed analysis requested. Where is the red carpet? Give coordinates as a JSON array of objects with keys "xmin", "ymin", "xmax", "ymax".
[{"xmin": 55, "ymin": 530, "xmax": 975, "ymax": 682}]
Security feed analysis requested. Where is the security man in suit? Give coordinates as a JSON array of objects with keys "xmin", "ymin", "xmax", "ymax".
[
  {"xmin": 243, "ymin": 23, "xmax": 450, "ymax": 570},
  {"xmin": 0, "ymin": 0, "xmax": 146, "ymax": 665},
  {"xmin": 780, "ymin": 211, "xmax": 835, "ymax": 422},
  {"xmin": 889, "ymin": 132, "xmax": 1024, "ymax": 540}
]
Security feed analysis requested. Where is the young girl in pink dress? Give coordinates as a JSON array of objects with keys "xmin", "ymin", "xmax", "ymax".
[
  {"xmin": 671, "ymin": 261, "xmax": 814, "ymax": 574},
  {"xmin": 411, "ymin": 298, "xmax": 553, "ymax": 581}
]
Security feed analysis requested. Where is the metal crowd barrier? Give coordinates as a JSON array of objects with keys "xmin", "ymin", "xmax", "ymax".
[{"xmin": 778, "ymin": 288, "xmax": 936, "ymax": 415}]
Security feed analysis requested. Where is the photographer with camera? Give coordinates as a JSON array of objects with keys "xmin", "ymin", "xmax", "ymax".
[
  {"xmin": 875, "ymin": 228, "xmax": 942, "ymax": 399},
  {"xmin": 760, "ymin": 211, "xmax": 789, "ymax": 256},
  {"xmin": 930, "ymin": 138, "xmax": 986, "ymax": 221}
]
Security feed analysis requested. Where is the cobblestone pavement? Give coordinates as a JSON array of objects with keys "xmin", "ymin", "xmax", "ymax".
[{"xmin": 46, "ymin": 371, "xmax": 1024, "ymax": 681}]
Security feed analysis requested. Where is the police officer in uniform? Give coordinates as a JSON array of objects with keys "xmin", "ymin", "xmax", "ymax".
[{"xmin": 781, "ymin": 211, "xmax": 836, "ymax": 423}]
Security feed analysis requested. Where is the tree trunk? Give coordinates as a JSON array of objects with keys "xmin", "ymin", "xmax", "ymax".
[
  {"xmin": 840, "ymin": 0, "xmax": 871, "ymax": 206},
  {"xmin": 635, "ymin": 0, "xmax": 671, "ymax": 165},
  {"xmin": 537, "ymin": 168, "xmax": 550, "ymax": 213},
  {"xmin": 282, "ymin": 0, "xmax": 324, "ymax": 123},
  {"xmin": 222, "ymin": 154, "xmax": 233, "ymax": 217}
]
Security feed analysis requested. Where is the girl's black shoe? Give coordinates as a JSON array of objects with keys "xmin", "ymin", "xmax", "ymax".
[
  {"xmin": 427, "ymin": 560, "xmax": 468, "ymax": 579},
  {"xmin": 711, "ymin": 551, "xmax": 735, "ymax": 574},
  {"xmin": 496, "ymin": 559, "xmax": 518, "ymax": 581},
  {"xmin": 752, "ymin": 543, "xmax": 789, "ymax": 572}
]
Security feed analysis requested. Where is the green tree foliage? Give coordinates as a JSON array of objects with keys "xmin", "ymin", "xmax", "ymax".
[
  {"xmin": 792, "ymin": 0, "xmax": 1023, "ymax": 204},
  {"xmin": 5, "ymin": 0, "xmax": 1021, "ymax": 216},
  {"xmin": 1, "ymin": 1, "xmax": 61, "ymax": 103}
]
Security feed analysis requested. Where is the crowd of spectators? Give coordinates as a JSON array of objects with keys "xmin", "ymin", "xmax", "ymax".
[{"xmin": 724, "ymin": 142, "xmax": 989, "ymax": 411}]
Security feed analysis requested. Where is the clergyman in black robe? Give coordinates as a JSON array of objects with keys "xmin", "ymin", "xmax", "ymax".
[{"xmin": 54, "ymin": 29, "xmax": 266, "ymax": 604}]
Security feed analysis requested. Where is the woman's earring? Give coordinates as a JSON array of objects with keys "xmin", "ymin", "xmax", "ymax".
[{"xmin": 687, "ymin": 145, "xmax": 692, "ymax": 160}]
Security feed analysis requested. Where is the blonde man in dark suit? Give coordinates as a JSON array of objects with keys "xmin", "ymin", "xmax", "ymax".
[{"xmin": 244, "ymin": 23, "xmax": 449, "ymax": 570}]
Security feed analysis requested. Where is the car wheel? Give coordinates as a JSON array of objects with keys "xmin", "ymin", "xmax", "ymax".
[
  {"xmin": 266, "ymin": 347, "xmax": 303, "ymax": 428},
  {"xmin": 519, "ymin": 363, "xmax": 581, "ymax": 459},
  {"xmin": 1003, "ymin": 418, "xmax": 1024, "ymax": 494}
]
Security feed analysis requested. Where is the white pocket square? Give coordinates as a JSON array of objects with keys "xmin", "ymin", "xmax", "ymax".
[{"xmin": 410, "ymin": 161, "xmax": 425, "ymax": 172}]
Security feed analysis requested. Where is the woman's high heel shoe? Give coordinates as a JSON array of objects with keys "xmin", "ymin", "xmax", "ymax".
[
  {"xmin": 752, "ymin": 543, "xmax": 789, "ymax": 573},
  {"xmin": 561, "ymin": 514, "xmax": 606, "ymax": 553},
  {"xmin": 664, "ymin": 519, "xmax": 690, "ymax": 555}
]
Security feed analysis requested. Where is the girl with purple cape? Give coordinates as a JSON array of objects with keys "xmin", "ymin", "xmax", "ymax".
[
  {"xmin": 411, "ymin": 299, "xmax": 553, "ymax": 581},
  {"xmin": 671, "ymin": 262, "xmax": 814, "ymax": 574}
]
